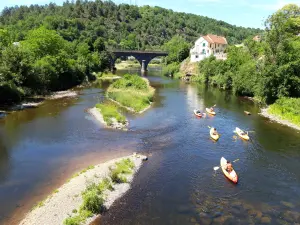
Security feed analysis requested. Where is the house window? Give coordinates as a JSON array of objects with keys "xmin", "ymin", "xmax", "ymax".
[
  {"xmin": 195, "ymin": 55, "xmax": 199, "ymax": 58},
  {"xmin": 203, "ymin": 43, "xmax": 205, "ymax": 47},
  {"xmin": 202, "ymin": 49, "xmax": 205, "ymax": 54}
]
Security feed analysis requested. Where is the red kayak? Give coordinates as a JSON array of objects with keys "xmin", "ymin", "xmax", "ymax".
[{"xmin": 194, "ymin": 109, "xmax": 203, "ymax": 117}]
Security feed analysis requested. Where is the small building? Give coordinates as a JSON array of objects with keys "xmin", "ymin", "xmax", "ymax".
[
  {"xmin": 253, "ymin": 35, "xmax": 261, "ymax": 42},
  {"xmin": 190, "ymin": 34, "xmax": 228, "ymax": 62}
]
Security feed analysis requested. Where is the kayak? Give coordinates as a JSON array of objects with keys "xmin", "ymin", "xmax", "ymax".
[
  {"xmin": 194, "ymin": 109, "xmax": 202, "ymax": 117},
  {"xmin": 235, "ymin": 127, "xmax": 250, "ymax": 140},
  {"xmin": 206, "ymin": 108, "xmax": 216, "ymax": 115},
  {"xmin": 210, "ymin": 127, "xmax": 220, "ymax": 141},
  {"xmin": 220, "ymin": 157, "xmax": 238, "ymax": 184}
]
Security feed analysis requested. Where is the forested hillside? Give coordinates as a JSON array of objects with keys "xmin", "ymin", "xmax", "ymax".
[
  {"xmin": 0, "ymin": 0, "xmax": 261, "ymax": 105},
  {"xmin": 0, "ymin": 0, "xmax": 260, "ymax": 50}
]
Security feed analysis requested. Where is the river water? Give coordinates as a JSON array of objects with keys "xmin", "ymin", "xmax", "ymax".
[{"xmin": 0, "ymin": 68, "xmax": 300, "ymax": 225}]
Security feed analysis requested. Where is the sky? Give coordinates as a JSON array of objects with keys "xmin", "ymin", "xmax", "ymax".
[{"xmin": 0, "ymin": 0, "xmax": 299, "ymax": 28}]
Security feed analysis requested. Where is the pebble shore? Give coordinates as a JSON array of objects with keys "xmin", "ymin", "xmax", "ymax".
[{"xmin": 19, "ymin": 154, "xmax": 146, "ymax": 225}]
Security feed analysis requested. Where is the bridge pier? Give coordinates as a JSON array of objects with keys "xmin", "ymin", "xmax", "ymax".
[{"xmin": 141, "ymin": 60, "xmax": 149, "ymax": 72}]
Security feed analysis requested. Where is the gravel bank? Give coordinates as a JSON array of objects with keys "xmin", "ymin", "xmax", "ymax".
[
  {"xmin": 88, "ymin": 107, "xmax": 128, "ymax": 130},
  {"xmin": 19, "ymin": 154, "xmax": 147, "ymax": 225},
  {"xmin": 48, "ymin": 90, "xmax": 78, "ymax": 100},
  {"xmin": 260, "ymin": 107, "xmax": 300, "ymax": 131}
]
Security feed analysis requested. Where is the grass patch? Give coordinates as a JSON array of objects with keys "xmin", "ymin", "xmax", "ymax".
[
  {"xmin": 64, "ymin": 209, "xmax": 92, "ymax": 225},
  {"xmin": 64, "ymin": 179, "xmax": 112, "ymax": 225},
  {"xmin": 107, "ymin": 74, "xmax": 155, "ymax": 112},
  {"xmin": 95, "ymin": 103, "xmax": 126, "ymax": 126},
  {"xmin": 110, "ymin": 158, "xmax": 135, "ymax": 184},
  {"xmin": 269, "ymin": 97, "xmax": 300, "ymax": 126}
]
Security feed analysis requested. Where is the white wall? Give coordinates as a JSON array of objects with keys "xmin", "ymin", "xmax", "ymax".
[{"xmin": 190, "ymin": 37, "xmax": 227, "ymax": 62}]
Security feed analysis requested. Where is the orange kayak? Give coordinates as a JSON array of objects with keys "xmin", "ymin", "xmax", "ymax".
[
  {"xmin": 220, "ymin": 157, "xmax": 238, "ymax": 184},
  {"xmin": 206, "ymin": 108, "xmax": 216, "ymax": 115}
]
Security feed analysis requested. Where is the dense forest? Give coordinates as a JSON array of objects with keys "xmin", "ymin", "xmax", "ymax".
[
  {"xmin": 195, "ymin": 4, "xmax": 300, "ymax": 104},
  {"xmin": 0, "ymin": 0, "xmax": 261, "ymax": 105}
]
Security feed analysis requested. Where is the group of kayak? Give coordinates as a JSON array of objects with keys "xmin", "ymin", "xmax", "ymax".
[{"xmin": 194, "ymin": 105, "xmax": 251, "ymax": 184}]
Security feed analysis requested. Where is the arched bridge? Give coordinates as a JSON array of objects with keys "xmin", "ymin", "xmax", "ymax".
[{"xmin": 111, "ymin": 50, "xmax": 168, "ymax": 72}]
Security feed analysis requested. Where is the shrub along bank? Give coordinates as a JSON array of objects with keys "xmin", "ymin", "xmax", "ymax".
[
  {"xmin": 268, "ymin": 98, "xmax": 300, "ymax": 126},
  {"xmin": 107, "ymin": 74, "xmax": 155, "ymax": 113}
]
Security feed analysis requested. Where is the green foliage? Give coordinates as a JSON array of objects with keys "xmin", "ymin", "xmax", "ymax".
[
  {"xmin": 163, "ymin": 36, "xmax": 190, "ymax": 64},
  {"xmin": 0, "ymin": 1, "xmax": 261, "ymax": 105},
  {"xmin": 193, "ymin": 4, "xmax": 300, "ymax": 105},
  {"xmin": 95, "ymin": 103, "xmax": 126, "ymax": 125},
  {"xmin": 269, "ymin": 98, "xmax": 300, "ymax": 126},
  {"xmin": 107, "ymin": 74, "xmax": 155, "ymax": 112},
  {"xmin": 162, "ymin": 62, "xmax": 180, "ymax": 76},
  {"xmin": 110, "ymin": 159, "xmax": 134, "ymax": 184},
  {"xmin": 110, "ymin": 74, "xmax": 148, "ymax": 90},
  {"xmin": 64, "ymin": 210, "xmax": 92, "ymax": 225},
  {"xmin": 81, "ymin": 187, "xmax": 104, "ymax": 214}
]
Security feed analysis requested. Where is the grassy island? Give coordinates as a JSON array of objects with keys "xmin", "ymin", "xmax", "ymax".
[
  {"xmin": 95, "ymin": 103, "xmax": 127, "ymax": 127},
  {"xmin": 107, "ymin": 74, "xmax": 155, "ymax": 113}
]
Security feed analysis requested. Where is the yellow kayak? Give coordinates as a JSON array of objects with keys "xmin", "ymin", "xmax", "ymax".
[
  {"xmin": 210, "ymin": 127, "xmax": 220, "ymax": 141},
  {"xmin": 235, "ymin": 127, "xmax": 249, "ymax": 140},
  {"xmin": 206, "ymin": 108, "xmax": 216, "ymax": 115}
]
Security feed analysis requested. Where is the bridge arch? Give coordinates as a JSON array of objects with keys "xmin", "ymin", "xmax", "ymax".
[{"xmin": 111, "ymin": 50, "xmax": 168, "ymax": 72}]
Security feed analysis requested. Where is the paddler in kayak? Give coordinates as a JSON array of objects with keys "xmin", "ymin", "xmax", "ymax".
[
  {"xmin": 212, "ymin": 128, "xmax": 218, "ymax": 135},
  {"xmin": 210, "ymin": 107, "xmax": 215, "ymax": 112},
  {"xmin": 226, "ymin": 160, "xmax": 233, "ymax": 173}
]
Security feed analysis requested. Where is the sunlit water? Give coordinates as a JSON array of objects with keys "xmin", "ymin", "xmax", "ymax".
[{"xmin": 0, "ymin": 68, "xmax": 300, "ymax": 224}]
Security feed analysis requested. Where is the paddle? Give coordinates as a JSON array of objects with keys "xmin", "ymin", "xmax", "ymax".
[{"xmin": 213, "ymin": 159, "xmax": 239, "ymax": 171}]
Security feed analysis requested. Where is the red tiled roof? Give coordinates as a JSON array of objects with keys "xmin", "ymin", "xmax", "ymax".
[{"xmin": 203, "ymin": 34, "xmax": 227, "ymax": 45}]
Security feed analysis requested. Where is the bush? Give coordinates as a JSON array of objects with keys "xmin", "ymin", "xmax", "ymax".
[
  {"xmin": 81, "ymin": 187, "xmax": 104, "ymax": 214},
  {"xmin": 162, "ymin": 62, "xmax": 180, "ymax": 76},
  {"xmin": 110, "ymin": 159, "xmax": 134, "ymax": 184},
  {"xmin": 0, "ymin": 81, "xmax": 24, "ymax": 104}
]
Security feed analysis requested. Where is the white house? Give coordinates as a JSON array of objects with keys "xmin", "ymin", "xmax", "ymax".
[{"xmin": 190, "ymin": 34, "xmax": 228, "ymax": 62}]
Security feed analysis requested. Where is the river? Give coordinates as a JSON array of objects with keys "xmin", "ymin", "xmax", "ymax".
[{"xmin": 0, "ymin": 68, "xmax": 300, "ymax": 225}]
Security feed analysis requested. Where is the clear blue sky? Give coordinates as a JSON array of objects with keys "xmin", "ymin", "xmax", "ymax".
[{"xmin": 1, "ymin": 0, "xmax": 299, "ymax": 28}]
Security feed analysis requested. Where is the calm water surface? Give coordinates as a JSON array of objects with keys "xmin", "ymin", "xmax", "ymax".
[{"xmin": 0, "ymin": 68, "xmax": 300, "ymax": 225}]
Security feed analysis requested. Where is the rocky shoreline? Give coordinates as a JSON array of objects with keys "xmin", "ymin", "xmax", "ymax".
[
  {"xmin": 88, "ymin": 107, "xmax": 128, "ymax": 130},
  {"xmin": 0, "ymin": 90, "xmax": 78, "ymax": 118},
  {"xmin": 19, "ymin": 154, "xmax": 147, "ymax": 225},
  {"xmin": 260, "ymin": 107, "xmax": 300, "ymax": 131}
]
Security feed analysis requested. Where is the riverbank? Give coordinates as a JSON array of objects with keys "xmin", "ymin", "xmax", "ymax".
[
  {"xmin": 107, "ymin": 74, "xmax": 155, "ymax": 113},
  {"xmin": 88, "ymin": 104, "xmax": 128, "ymax": 130},
  {"xmin": 260, "ymin": 105, "xmax": 300, "ymax": 131},
  {"xmin": 19, "ymin": 153, "xmax": 147, "ymax": 225}
]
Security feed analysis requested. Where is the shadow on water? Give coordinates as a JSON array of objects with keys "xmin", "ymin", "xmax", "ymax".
[{"xmin": 0, "ymin": 67, "xmax": 300, "ymax": 224}]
